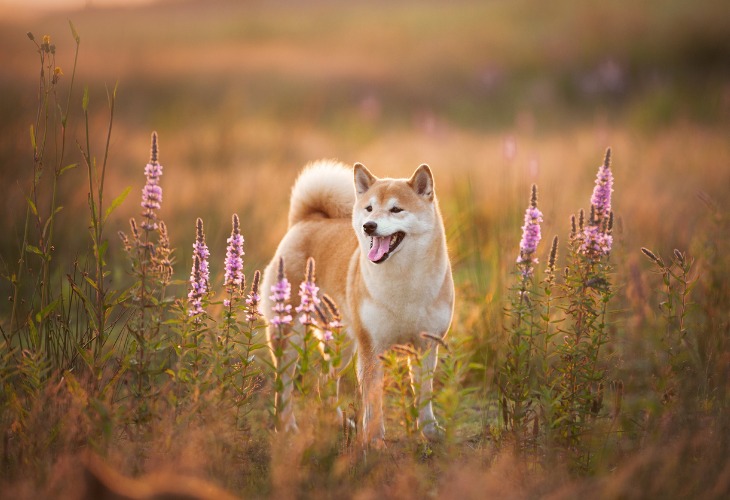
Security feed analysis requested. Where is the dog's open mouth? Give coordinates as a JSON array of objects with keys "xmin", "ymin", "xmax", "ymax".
[{"xmin": 367, "ymin": 231, "xmax": 405, "ymax": 264}]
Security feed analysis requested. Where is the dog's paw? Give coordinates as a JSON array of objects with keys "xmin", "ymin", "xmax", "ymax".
[{"xmin": 420, "ymin": 421, "xmax": 445, "ymax": 442}]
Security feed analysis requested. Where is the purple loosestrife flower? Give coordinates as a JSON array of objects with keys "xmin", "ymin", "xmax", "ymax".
[
  {"xmin": 579, "ymin": 149, "xmax": 615, "ymax": 257},
  {"xmin": 192, "ymin": 218, "xmax": 210, "ymax": 291},
  {"xmin": 517, "ymin": 185, "xmax": 543, "ymax": 276},
  {"xmin": 141, "ymin": 132, "xmax": 163, "ymax": 231},
  {"xmin": 188, "ymin": 218, "xmax": 210, "ymax": 318},
  {"xmin": 590, "ymin": 148, "xmax": 613, "ymax": 222},
  {"xmin": 580, "ymin": 225, "xmax": 612, "ymax": 256},
  {"xmin": 188, "ymin": 254, "xmax": 206, "ymax": 317},
  {"xmin": 295, "ymin": 257, "xmax": 321, "ymax": 326},
  {"xmin": 270, "ymin": 258, "xmax": 292, "ymax": 328},
  {"xmin": 224, "ymin": 214, "xmax": 245, "ymax": 296},
  {"xmin": 246, "ymin": 270, "xmax": 262, "ymax": 323}
]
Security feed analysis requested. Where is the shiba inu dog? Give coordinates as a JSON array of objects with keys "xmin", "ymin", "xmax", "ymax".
[{"xmin": 261, "ymin": 160, "xmax": 454, "ymax": 444}]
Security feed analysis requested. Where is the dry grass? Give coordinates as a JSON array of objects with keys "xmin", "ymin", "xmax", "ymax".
[{"xmin": 1, "ymin": 0, "xmax": 729, "ymax": 498}]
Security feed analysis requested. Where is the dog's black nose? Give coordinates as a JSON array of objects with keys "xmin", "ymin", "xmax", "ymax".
[{"xmin": 363, "ymin": 221, "xmax": 377, "ymax": 235}]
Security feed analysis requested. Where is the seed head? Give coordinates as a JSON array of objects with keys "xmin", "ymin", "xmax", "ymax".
[
  {"xmin": 156, "ymin": 221, "xmax": 173, "ymax": 283},
  {"xmin": 118, "ymin": 231, "xmax": 131, "ymax": 253},
  {"xmin": 570, "ymin": 215, "xmax": 577, "ymax": 239},
  {"xmin": 547, "ymin": 235, "xmax": 559, "ymax": 277},
  {"xmin": 129, "ymin": 218, "xmax": 140, "ymax": 243},
  {"xmin": 321, "ymin": 294, "xmax": 341, "ymax": 323},
  {"xmin": 672, "ymin": 249, "xmax": 683, "ymax": 265},
  {"xmin": 578, "ymin": 209, "xmax": 585, "ymax": 232},
  {"xmin": 530, "ymin": 184, "xmax": 538, "ymax": 209},
  {"xmin": 641, "ymin": 247, "xmax": 662, "ymax": 265},
  {"xmin": 150, "ymin": 131, "xmax": 159, "ymax": 164},
  {"xmin": 246, "ymin": 270, "xmax": 262, "ymax": 322}
]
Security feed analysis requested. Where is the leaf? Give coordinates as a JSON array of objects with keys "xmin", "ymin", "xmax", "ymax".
[
  {"xmin": 28, "ymin": 316, "xmax": 38, "ymax": 347},
  {"xmin": 82, "ymin": 86, "xmax": 89, "ymax": 112},
  {"xmin": 29, "ymin": 124, "xmax": 36, "ymax": 151},
  {"xmin": 68, "ymin": 20, "xmax": 80, "ymax": 44},
  {"xmin": 103, "ymin": 186, "xmax": 131, "ymax": 223},
  {"xmin": 98, "ymin": 240, "xmax": 109, "ymax": 261},
  {"xmin": 59, "ymin": 163, "xmax": 78, "ymax": 175},
  {"xmin": 66, "ymin": 274, "xmax": 98, "ymax": 331},
  {"xmin": 25, "ymin": 244, "xmax": 44, "ymax": 257},
  {"xmin": 41, "ymin": 206, "xmax": 63, "ymax": 240},
  {"xmin": 83, "ymin": 275, "xmax": 99, "ymax": 292},
  {"xmin": 35, "ymin": 298, "xmax": 60, "ymax": 324},
  {"xmin": 26, "ymin": 197, "xmax": 38, "ymax": 216}
]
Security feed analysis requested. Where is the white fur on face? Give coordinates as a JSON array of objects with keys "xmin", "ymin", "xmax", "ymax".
[{"xmin": 352, "ymin": 188, "xmax": 435, "ymax": 262}]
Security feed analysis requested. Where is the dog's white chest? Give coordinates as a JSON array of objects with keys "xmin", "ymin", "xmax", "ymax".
[{"xmin": 359, "ymin": 276, "xmax": 452, "ymax": 351}]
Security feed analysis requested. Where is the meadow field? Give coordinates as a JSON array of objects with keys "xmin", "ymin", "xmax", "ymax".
[{"xmin": 1, "ymin": 0, "xmax": 729, "ymax": 498}]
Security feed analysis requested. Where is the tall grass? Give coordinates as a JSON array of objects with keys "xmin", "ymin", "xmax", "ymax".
[{"xmin": 1, "ymin": 11, "xmax": 729, "ymax": 500}]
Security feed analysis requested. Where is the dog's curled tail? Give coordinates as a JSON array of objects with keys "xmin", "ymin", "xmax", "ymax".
[{"xmin": 288, "ymin": 159, "xmax": 355, "ymax": 227}]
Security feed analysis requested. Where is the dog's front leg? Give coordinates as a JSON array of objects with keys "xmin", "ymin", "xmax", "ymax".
[
  {"xmin": 412, "ymin": 342, "xmax": 443, "ymax": 441},
  {"xmin": 358, "ymin": 348, "xmax": 385, "ymax": 446}
]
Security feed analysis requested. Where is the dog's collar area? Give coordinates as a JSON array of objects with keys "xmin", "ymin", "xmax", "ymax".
[{"xmin": 367, "ymin": 231, "xmax": 405, "ymax": 263}]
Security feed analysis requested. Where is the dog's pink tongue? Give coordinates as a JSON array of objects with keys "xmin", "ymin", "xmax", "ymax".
[{"xmin": 368, "ymin": 236, "xmax": 390, "ymax": 262}]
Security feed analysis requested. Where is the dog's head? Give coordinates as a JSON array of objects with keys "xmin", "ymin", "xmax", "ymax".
[{"xmin": 352, "ymin": 163, "xmax": 437, "ymax": 265}]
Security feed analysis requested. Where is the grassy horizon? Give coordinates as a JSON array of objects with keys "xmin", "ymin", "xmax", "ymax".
[{"xmin": 1, "ymin": 1, "xmax": 729, "ymax": 498}]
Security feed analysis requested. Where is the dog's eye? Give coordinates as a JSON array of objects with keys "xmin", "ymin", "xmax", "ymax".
[
  {"xmin": 390, "ymin": 207, "xmax": 403, "ymax": 214},
  {"xmin": 366, "ymin": 205, "xmax": 372, "ymax": 212}
]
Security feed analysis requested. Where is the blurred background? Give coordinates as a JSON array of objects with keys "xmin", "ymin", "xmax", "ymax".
[{"xmin": 1, "ymin": 0, "xmax": 729, "ymax": 299}]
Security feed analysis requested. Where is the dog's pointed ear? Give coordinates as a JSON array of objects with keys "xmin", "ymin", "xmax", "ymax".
[
  {"xmin": 408, "ymin": 164, "xmax": 434, "ymax": 201},
  {"xmin": 354, "ymin": 163, "xmax": 377, "ymax": 195}
]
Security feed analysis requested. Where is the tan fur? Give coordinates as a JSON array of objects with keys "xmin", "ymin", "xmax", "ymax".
[
  {"xmin": 287, "ymin": 159, "xmax": 355, "ymax": 227},
  {"xmin": 261, "ymin": 160, "xmax": 454, "ymax": 443}
]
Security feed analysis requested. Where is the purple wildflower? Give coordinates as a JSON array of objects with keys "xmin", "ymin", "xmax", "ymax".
[
  {"xmin": 580, "ymin": 225, "xmax": 613, "ymax": 257},
  {"xmin": 188, "ymin": 218, "xmax": 210, "ymax": 318},
  {"xmin": 590, "ymin": 148, "xmax": 613, "ymax": 222},
  {"xmin": 295, "ymin": 257, "xmax": 321, "ymax": 326},
  {"xmin": 192, "ymin": 218, "xmax": 210, "ymax": 291},
  {"xmin": 579, "ymin": 149, "xmax": 615, "ymax": 258},
  {"xmin": 141, "ymin": 132, "xmax": 163, "ymax": 231},
  {"xmin": 224, "ymin": 214, "xmax": 245, "ymax": 294},
  {"xmin": 517, "ymin": 185, "xmax": 543, "ymax": 273},
  {"xmin": 270, "ymin": 258, "xmax": 292, "ymax": 328},
  {"xmin": 246, "ymin": 270, "xmax": 262, "ymax": 323},
  {"xmin": 188, "ymin": 254, "xmax": 206, "ymax": 317}
]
